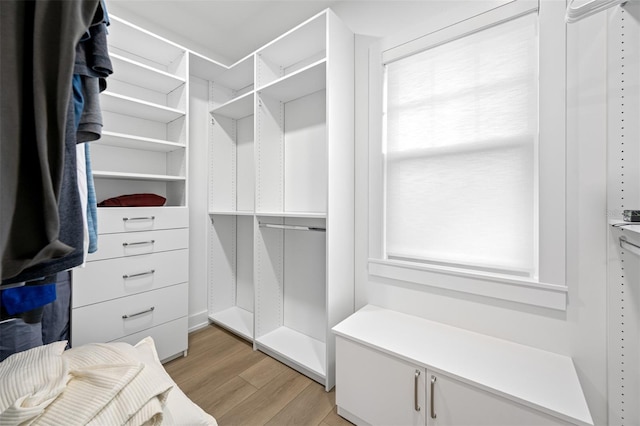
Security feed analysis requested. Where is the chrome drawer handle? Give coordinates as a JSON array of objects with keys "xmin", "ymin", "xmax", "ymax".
[
  {"xmin": 122, "ymin": 216, "xmax": 155, "ymax": 221},
  {"xmin": 122, "ymin": 240, "xmax": 155, "ymax": 247},
  {"xmin": 430, "ymin": 375, "xmax": 437, "ymax": 419},
  {"xmin": 122, "ymin": 306, "xmax": 155, "ymax": 319},
  {"xmin": 414, "ymin": 370, "xmax": 421, "ymax": 412},
  {"xmin": 122, "ymin": 269, "xmax": 155, "ymax": 279}
]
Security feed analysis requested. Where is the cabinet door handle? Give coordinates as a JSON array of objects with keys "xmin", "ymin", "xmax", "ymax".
[
  {"xmin": 430, "ymin": 375, "xmax": 437, "ymax": 419},
  {"xmin": 414, "ymin": 370, "xmax": 421, "ymax": 412},
  {"xmin": 122, "ymin": 216, "xmax": 155, "ymax": 221},
  {"xmin": 122, "ymin": 240, "xmax": 155, "ymax": 247},
  {"xmin": 122, "ymin": 269, "xmax": 155, "ymax": 279},
  {"xmin": 122, "ymin": 306, "xmax": 155, "ymax": 319}
]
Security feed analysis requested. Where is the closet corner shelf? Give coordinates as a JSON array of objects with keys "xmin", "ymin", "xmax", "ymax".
[
  {"xmin": 110, "ymin": 53, "xmax": 185, "ymax": 94},
  {"xmin": 209, "ymin": 91, "xmax": 254, "ymax": 120},
  {"xmin": 609, "ymin": 219, "xmax": 640, "ymax": 234},
  {"xmin": 92, "ymin": 170, "xmax": 186, "ymax": 182},
  {"xmin": 208, "ymin": 210, "xmax": 255, "ymax": 216},
  {"xmin": 101, "ymin": 92, "xmax": 185, "ymax": 123},
  {"xmin": 209, "ymin": 307, "xmax": 253, "ymax": 341},
  {"xmin": 255, "ymin": 211, "xmax": 326, "ymax": 219},
  {"xmin": 257, "ymin": 59, "xmax": 326, "ymax": 103},
  {"xmin": 255, "ymin": 326, "xmax": 326, "ymax": 379},
  {"xmin": 99, "ymin": 131, "xmax": 185, "ymax": 153}
]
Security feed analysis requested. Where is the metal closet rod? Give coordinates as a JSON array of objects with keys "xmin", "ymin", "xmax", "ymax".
[
  {"xmin": 259, "ymin": 222, "xmax": 326, "ymax": 232},
  {"xmin": 619, "ymin": 237, "xmax": 640, "ymax": 255}
]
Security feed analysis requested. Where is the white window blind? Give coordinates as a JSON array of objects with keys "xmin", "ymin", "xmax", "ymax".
[{"xmin": 383, "ymin": 12, "xmax": 538, "ymax": 277}]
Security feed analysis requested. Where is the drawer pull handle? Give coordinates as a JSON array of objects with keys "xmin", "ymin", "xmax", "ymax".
[
  {"xmin": 122, "ymin": 306, "xmax": 155, "ymax": 319},
  {"xmin": 430, "ymin": 375, "xmax": 437, "ymax": 419},
  {"xmin": 414, "ymin": 370, "xmax": 421, "ymax": 412},
  {"xmin": 122, "ymin": 270, "xmax": 155, "ymax": 279},
  {"xmin": 122, "ymin": 240, "xmax": 155, "ymax": 247},
  {"xmin": 123, "ymin": 216, "xmax": 155, "ymax": 222}
]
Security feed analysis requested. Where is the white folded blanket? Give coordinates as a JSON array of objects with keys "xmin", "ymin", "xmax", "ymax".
[{"xmin": 0, "ymin": 340, "xmax": 174, "ymax": 426}]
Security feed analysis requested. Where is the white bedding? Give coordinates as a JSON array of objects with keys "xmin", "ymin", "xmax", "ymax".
[{"xmin": 0, "ymin": 338, "xmax": 217, "ymax": 426}]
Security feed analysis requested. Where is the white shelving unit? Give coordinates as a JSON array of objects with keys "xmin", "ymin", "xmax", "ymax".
[
  {"xmin": 202, "ymin": 9, "xmax": 355, "ymax": 390},
  {"xmin": 94, "ymin": 15, "xmax": 189, "ymax": 207},
  {"xmin": 72, "ymin": 15, "xmax": 191, "ymax": 361}
]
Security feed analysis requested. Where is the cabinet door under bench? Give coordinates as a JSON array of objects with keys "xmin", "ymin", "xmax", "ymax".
[{"xmin": 333, "ymin": 305, "xmax": 593, "ymax": 426}]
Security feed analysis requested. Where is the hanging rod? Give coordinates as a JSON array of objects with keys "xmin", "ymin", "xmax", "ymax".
[
  {"xmin": 619, "ymin": 237, "xmax": 640, "ymax": 256},
  {"xmin": 259, "ymin": 223, "xmax": 326, "ymax": 232}
]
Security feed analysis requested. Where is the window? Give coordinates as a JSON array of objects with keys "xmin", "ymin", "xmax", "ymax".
[
  {"xmin": 384, "ymin": 12, "xmax": 538, "ymax": 277},
  {"xmin": 369, "ymin": 0, "xmax": 568, "ymax": 309}
]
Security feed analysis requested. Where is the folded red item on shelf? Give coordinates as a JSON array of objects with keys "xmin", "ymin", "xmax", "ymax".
[{"xmin": 97, "ymin": 193, "xmax": 166, "ymax": 207}]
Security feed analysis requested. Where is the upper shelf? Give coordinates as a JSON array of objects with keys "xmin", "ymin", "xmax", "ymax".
[
  {"xmin": 210, "ymin": 91, "xmax": 254, "ymax": 120},
  {"xmin": 609, "ymin": 219, "xmax": 640, "ymax": 234},
  {"xmin": 108, "ymin": 16, "xmax": 185, "ymax": 71},
  {"xmin": 110, "ymin": 53, "xmax": 185, "ymax": 94},
  {"xmin": 99, "ymin": 131, "xmax": 185, "ymax": 153},
  {"xmin": 257, "ymin": 60, "xmax": 326, "ymax": 103},
  {"xmin": 101, "ymin": 92, "xmax": 185, "ymax": 123}
]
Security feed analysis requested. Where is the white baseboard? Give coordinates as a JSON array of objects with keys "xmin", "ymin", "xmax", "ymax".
[{"xmin": 188, "ymin": 310, "xmax": 210, "ymax": 333}]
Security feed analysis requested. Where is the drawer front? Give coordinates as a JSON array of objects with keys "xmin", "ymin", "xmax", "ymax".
[
  {"xmin": 98, "ymin": 207, "xmax": 188, "ymax": 234},
  {"xmin": 73, "ymin": 249, "xmax": 188, "ymax": 308},
  {"xmin": 71, "ymin": 282, "xmax": 188, "ymax": 347},
  {"xmin": 87, "ymin": 228, "xmax": 188, "ymax": 261},
  {"xmin": 115, "ymin": 317, "xmax": 188, "ymax": 362}
]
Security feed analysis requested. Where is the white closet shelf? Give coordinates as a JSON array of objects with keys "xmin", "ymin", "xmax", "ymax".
[
  {"xmin": 101, "ymin": 92, "xmax": 185, "ymax": 123},
  {"xmin": 209, "ymin": 210, "xmax": 255, "ymax": 216},
  {"xmin": 257, "ymin": 59, "xmax": 326, "ymax": 103},
  {"xmin": 609, "ymin": 219, "xmax": 640, "ymax": 234},
  {"xmin": 255, "ymin": 211, "xmax": 326, "ymax": 219},
  {"xmin": 257, "ymin": 12, "xmax": 326, "ymax": 69},
  {"xmin": 110, "ymin": 53, "xmax": 185, "ymax": 94},
  {"xmin": 92, "ymin": 171, "xmax": 186, "ymax": 182},
  {"xmin": 109, "ymin": 16, "xmax": 185, "ymax": 68},
  {"xmin": 256, "ymin": 326, "xmax": 326, "ymax": 379},
  {"xmin": 209, "ymin": 307, "xmax": 254, "ymax": 341},
  {"xmin": 99, "ymin": 131, "xmax": 185, "ymax": 153},
  {"xmin": 210, "ymin": 91, "xmax": 254, "ymax": 120}
]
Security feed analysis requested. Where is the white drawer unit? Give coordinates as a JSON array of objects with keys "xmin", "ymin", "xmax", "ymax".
[
  {"xmin": 73, "ymin": 249, "xmax": 188, "ymax": 307},
  {"xmin": 72, "ymin": 207, "xmax": 189, "ymax": 360},
  {"xmin": 97, "ymin": 206, "xmax": 188, "ymax": 234},
  {"xmin": 72, "ymin": 282, "xmax": 188, "ymax": 346},
  {"xmin": 85, "ymin": 228, "xmax": 188, "ymax": 261}
]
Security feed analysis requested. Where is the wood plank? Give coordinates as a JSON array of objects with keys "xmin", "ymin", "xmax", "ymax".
[
  {"xmin": 239, "ymin": 356, "xmax": 290, "ymax": 389},
  {"xmin": 195, "ymin": 376, "xmax": 258, "ymax": 418},
  {"xmin": 216, "ymin": 367, "xmax": 312, "ymax": 425},
  {"xmin": 322, "ymin": 406, "xmax": 355, "ymax": 426},
  {"xmin": 266, "ymin": 381, "xmax": 334, "ymax": 426}
]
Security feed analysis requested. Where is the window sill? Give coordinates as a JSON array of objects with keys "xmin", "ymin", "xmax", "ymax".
[{"xmin": 368, "ymin": 258, "xmax": 568, "ymax": 311}]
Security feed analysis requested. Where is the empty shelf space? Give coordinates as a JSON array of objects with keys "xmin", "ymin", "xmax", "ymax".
[
  {"xmin": 109, "ymin": 16, "xmax": 185, "ymax": 68},
  {"xmin": 99, "ymin": 131, "xmax": 185, "ymax": 152},
  {"xmin": 92, "ymin": 171, "xmax": 186, "ymax": 182},
  {"xmin": 209, "ymin": 210, "xmax": 255, "ymax": 216},
  {"xmin": 210, "ymin": 91, "xmax": 254, "ymax": 119},
  {"xmin": 256, "ymin": 211, "xmax": 326, "ymax": 219},
  {"xmin": 101, "ymin": 92, "xmax": 185, "ymax": 123},
  {"xmin": 257, "ymin": 60, "xmax": 326, "ymax": 103},
  {"xmin": 609, "ymin": 219, "xmax": 640, "ymax": 234},
  {"xmin": 256, "ymin": 326, "xmax": 326, "ymax": 379},
  {"xmin": 209, "ymin": 307, "xmax": 253, "ymax": 341},
  {"xmin": 111, "ymin": 53, "xmax": 185, "ymax": 94}
]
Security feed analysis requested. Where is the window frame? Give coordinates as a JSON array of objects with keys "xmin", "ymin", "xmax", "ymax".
[{"xmin": 367, "ymin": 0, "xmax": 569, "ymax": 310}]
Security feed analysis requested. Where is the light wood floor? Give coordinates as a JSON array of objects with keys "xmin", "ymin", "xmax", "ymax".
[{"xmin": 164, "ymin": 324, "xmax": 354, "ymax": 426}]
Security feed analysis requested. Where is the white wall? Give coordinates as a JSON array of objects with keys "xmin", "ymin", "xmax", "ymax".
[{"xmin": 338, "ymin": 2, "xmax": 610, "ymax": 424}]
